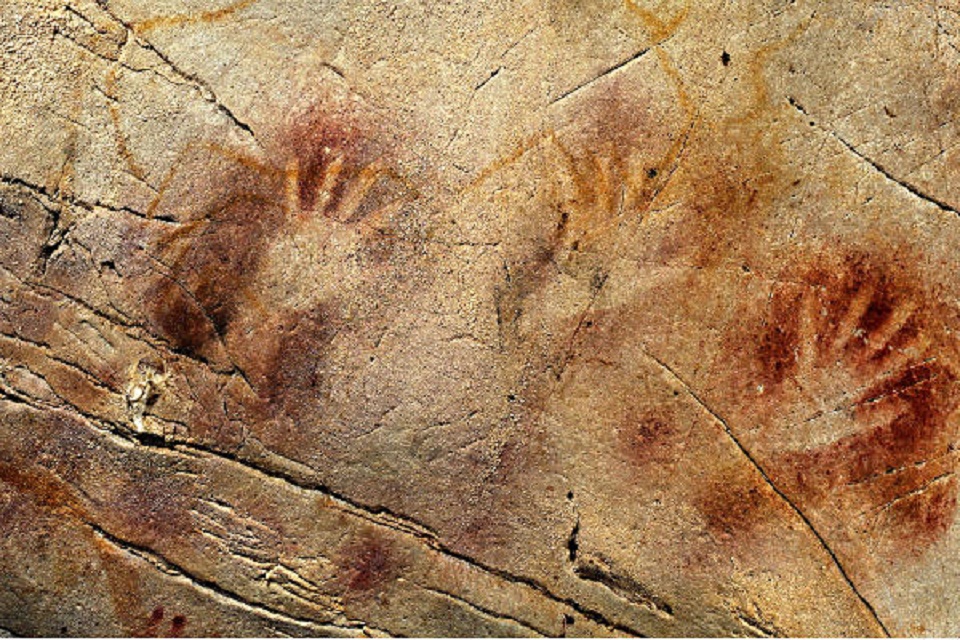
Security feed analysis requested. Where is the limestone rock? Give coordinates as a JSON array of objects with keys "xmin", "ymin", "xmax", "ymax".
[{"xmin": 1, "ymin": 0, "xmax": 958, "ymax": 636}]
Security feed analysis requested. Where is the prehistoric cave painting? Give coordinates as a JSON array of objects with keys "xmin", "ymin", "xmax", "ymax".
[
  {"xmin": 11, "ymin": 0, "xmax": 960, "ymax": 634},
  {"xmin": 489, "ymin": 54, "xmax": 693, "ymax": 359},
  {"xmin": 450, "ymin": 60, "xmax": 699, "ymax": 554},
  {"xmin": 140, "ymin": 606, "xmax": 186, "ymax": 638},
  {"xmin": 138, "ymin": 101, "xmax": 418, "ymax": 427},
  {"xmin": 623, "ymin": 0, "xmax": 690, "ymax": 46},
  {"xmin": 734, "ymin": 251, "xmax": 960, "ymax": 559}
]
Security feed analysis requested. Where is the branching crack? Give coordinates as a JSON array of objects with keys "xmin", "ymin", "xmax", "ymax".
[
  {"xmin": 88, "ymin": 524, "xmax": 366, "ymax": 633},
  {"xmin": 572, "ymin": 556, "xmax": 674, "ymax": 619},
  {"xmin": 2, "ymin": 359, "xmax": 646, "ymax": 637},
  {"xmin": 873, "ymin": 471, "xmax": 956, "ymax": 516},
  {"xmin": 86, "ymin": 2, "xmax": 258, "ymax": 143},
  {"xmin": 67, "ymin": 405, "xmax": 645, "ymax": 637},
  {"xmin": 0, "ymin": 172, "xmax": 179, "ymax": 225}
]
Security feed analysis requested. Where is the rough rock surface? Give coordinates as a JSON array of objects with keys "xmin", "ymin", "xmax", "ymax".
[{"xmin": 1, "ymin": 0, "xmax": 959, "ymax": 636}]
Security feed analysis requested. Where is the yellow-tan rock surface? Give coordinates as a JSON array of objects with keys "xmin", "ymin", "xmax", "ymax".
[{"xmin": 1, "ymin": 0, "xmax": 959, "ymax": 636}]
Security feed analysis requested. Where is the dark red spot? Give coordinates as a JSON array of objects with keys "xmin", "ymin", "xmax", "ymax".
[
  {"xmin": 139, "ymin": 606, "xmax": 164, "ymax": 637},
  {"xmin": 169, "ymin": 615, "xmax": 187, "ymax": 637}
]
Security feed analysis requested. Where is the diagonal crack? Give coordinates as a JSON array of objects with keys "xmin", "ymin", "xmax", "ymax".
[
  {"xmin": 873, "ymin": 471, "xmax": 956, "ymax": 517},
  {"xmin": 13, "ymin": 386, "xmax": 646, "ymax": 638},
  {"xmin": 475, "ymin": 66, "xmax": 502, "ymax": 92},
  {"xmin": 6, "ymin": 222, "xmax": 639, "ymax": 636},
  {"xmin": 572, "ymin": 556, "xmax": 673, "ymax": 620},
  {"xmin": 88, "ymin": 524, "xmax": 370, "ymax": 634},
  {"xmin": 834, "ymin": 135, "xmax": 959, "ymax": 216},
  {"xmin": 637, "ymin": 345, "xmax": 892, "ymax": 637},
  {"xmin": 88, "ymin": 2, "xmax": 258, "ymax": 143},
  {"xmin": 5, "ymin": 380, "xmax": 646, "ymax": 637},
  {"xmin": 550, "ymin": 47, "xmax": 652, "ymax": 106},
  {"xmin": 0, "ymin": 172, "xmax": 179, "ymax": 225},
  {"xmin": 787, "ymin": 97, "xmax": 959, "ymax": 217},
  {"xmin": 184, "ymin": 449, "xmax": 640, "ymax": 634},
  {"xmin": 0, "ymin": 262, "xmax": 234, "ymax": 385},
  {"xmin": 169, "ymin": 440, "xmax": 644, "ymax": 635},
  {"xmin": 413, "ymin": 583, "xmax": 548, "ymax": 636}
]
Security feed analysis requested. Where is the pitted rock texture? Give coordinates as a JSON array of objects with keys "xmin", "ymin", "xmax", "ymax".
[{"xmin": 1, "ymin": 0, "xmax": 959, "ymax": 637}]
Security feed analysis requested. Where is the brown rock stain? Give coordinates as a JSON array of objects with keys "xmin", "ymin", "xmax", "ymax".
[
  {"xmin": 0, "ymin": 458, "xmax": 166, "ymax": 636},
  {"xmin": 133, "ymin": 0, "xmax": 258, "ymax": 35},
  {"xmin": 337, "ymin": 533, "xmax": 399, "ymax": 597},
  {"xmin": 108, "ymin": 469, "xmax": 194, "ymax": 547},
  {"xmin": 0, "ymin": 462, "xmax": 92, "ymax": 522},
  {"xmin": 87, "ymin": 510, "xmax": 192, "ymax": 637},
  {"xmin": 37, "ymin": 415, "xmax": 197, "ymax": 547},
  {"xmin": 623, "ymin": 0, "xmax": 689, "ymax": 45},
  {"xmin": 241, "ymin": 304, "xmax": 341, "ymax": 409},
  {"xmin": 91, "ymin": 533, "xmax": 149, "ymax": 637},
  {"xmin": 694, "ymin": 465, "xmax": 779, "ymax": 542},
  {"xmin": 0, "ymin": 289, "xmax": 57, "ymax": 346},
  {"xmin": 92, "ymin": 537, "xmax": 187, "ymax": 638},
  {"xmin": 146, "ymin": 190, "xmax": 277, "ymax": 361},
  {"xmin": 617, "ymin": 407, "xmax": 678, "ymax": 467},
  {"xmin": 875, "ymin": 473, "xmax": 958, "ymax": 556}
]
